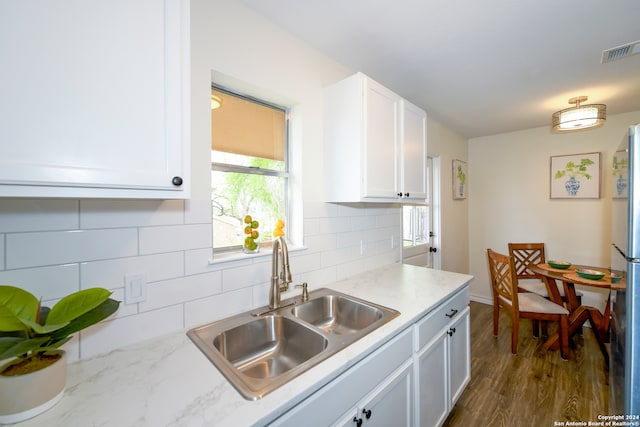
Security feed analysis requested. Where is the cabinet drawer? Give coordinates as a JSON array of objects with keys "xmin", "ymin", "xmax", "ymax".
[{"xmin": 414, "ymin": 286, "xmax": 469, "ymax": 350}]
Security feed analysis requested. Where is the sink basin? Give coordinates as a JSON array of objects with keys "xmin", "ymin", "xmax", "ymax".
[
  {"xmin": 292, "ymin": 294, "xmax": 383, "ymax": 334},
  {"xmin": 213, "ymin": 316, "xmax": 327, "ymax": 379},
  {"xmin": 187, "ymin": 288, "xmax": 399, "ymax": 400}
]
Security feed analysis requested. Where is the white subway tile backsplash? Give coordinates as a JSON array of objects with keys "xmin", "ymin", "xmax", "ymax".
[
  {"xmin": 317, "ymin": 216, "xmax": 351, "ymax": 234},
  {"xmin": 350, "ymin": 215, "xmax": 376, "ymax": 231},
  {"xmin": 0, "ymin": 264, "xmax": 79, "ymax": 300},
  {"xmin": 80, "ymin": 252, "xmax": 184, "ymax": 290},
  {"xmin": 221, "ymin": 261, "xmax": 271, "ymax": 292},
  {"xmin": 79, "ymin": 305, "xmax": 184, "ymax": 359},
  {"xmin": 185, "ymin": 287, "xmax": 253, "ymax": 328},
  {"xmin": 1, "ymin": 198, "xmax": 400, "ymax": 362},
  {"xmin": 304, "ymin": 201, "xmax": 339, "ymax": 218},
  {"xmin": 295, "ymin": 266, "xmax": 336, "ymax": 291},
  {"xmin": 80, "ymin": 200, "xmax": 185, "ymax": 229},
  {"xmin": 376, "ymin": 213, "xmax": 401, "ymax": 228},
  {"xmin": 302, "ymin": 217, "xmax": 320, "ymax": 236},
  {"xmin": 289, "ymin": 251, "xmax": 322, "ymax": 274},
  {"xmin": 336, "ymin": 230, "xmax": 363, "ymax": 249},
  {"xmin": 139, "ymin": 271, "xmax": 223, "ymax": 312},
  {"xmin": 6, "ymin": 228, "xmax": 138, "ymax": 269},
  {"xmin": 0, "ymin": 199, "xmax": 79, "ymax": 232},
  {"xmin": 139, "ymin": 223, "xmax": 211, "ymax": 254},
  {"xmin": 184, "ymin": 199, "xmax": 212, "ymax": 224},
  {"xmin": 185, "ymin": 248, "xmax": 215, "ymax": 275},
  {"xmin": 321, "ymin": 246, "xmax": 357, "ymax": 268},
  {"xmin": 303, "ymin": 234, "xmax": 337, "ymax": 253}
]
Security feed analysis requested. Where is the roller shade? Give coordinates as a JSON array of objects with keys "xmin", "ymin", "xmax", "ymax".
[{"xmin": 211, "ymin": 89, "xmax": 285, "ymax": 161}]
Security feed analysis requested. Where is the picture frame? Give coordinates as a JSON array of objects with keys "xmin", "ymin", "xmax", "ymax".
[
  {"xmin": 452, "ymin": 159, "xmax": 467, "ymax": 199},
  {"xmin": 550, "ymin": 152, "xmax": 600, "ymax": 199},
  {"xmin": 612, "ymin": 149, "xmax": 629, "ymax": 199}
]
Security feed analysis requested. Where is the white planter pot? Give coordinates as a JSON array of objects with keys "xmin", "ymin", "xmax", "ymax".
[{"xmin": 0, "ymin": 350, "xmax": 66, "ymax": 424}]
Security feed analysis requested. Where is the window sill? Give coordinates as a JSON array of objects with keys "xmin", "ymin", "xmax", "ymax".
[{"xmin": 208, "ymin": 244, "xmax": 307, "ymax": 266}]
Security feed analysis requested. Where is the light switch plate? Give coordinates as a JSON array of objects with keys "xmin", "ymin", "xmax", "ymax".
[{"xmin": 124, "ymin": 273, "xmax": 147, "ymax": 304}]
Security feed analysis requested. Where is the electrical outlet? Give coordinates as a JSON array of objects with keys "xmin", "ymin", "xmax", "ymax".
[{"xmin": 124, "ymin": 273, "xmax": 146, "ymax": 304}]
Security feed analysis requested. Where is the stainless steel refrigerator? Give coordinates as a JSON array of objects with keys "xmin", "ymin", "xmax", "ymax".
[{"xmin": 611, "ymin": 123, "xmax": 640, "ymax": 415}]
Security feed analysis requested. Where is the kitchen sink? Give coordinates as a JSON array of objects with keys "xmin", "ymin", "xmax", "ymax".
[
  {"xmin": 291, "ymin": 294, "xmax": 383, "ymax": 335},
  {"xmin": 213, "ymin": 315, "xmax": 328, "ymax": 379},
  {"xmin": 187, "ymin": 288, "xmax": 399, "ymax": 400}
]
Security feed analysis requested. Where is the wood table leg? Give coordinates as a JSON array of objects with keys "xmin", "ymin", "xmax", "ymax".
[{"xmin": 544, "ymin": 306, "xmax": 589, "ymax": 350}]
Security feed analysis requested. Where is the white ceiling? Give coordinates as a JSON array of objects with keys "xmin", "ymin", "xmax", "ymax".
[{"xmin": 238, "ymin": 0, "xmax": 640, "ymax": 138}]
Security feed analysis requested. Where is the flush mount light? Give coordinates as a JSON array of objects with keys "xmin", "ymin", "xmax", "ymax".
[
  {"xmin": 552, "ymin": 96, "xmax": 606, "ymax": 132},
  {"xmin": 211, "ymin": 94, "xmax": 222, "ymax": 110}
]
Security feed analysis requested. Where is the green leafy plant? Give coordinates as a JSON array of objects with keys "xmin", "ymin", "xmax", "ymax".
[
  {"xmin": 613, "ymin": 155, "xmax": 628, "ymax": 177},
  {"xmin": 0, "ymin": 286, "xmax": 120, "ymax": 375},
  {"xmin": 554, "ymin": 158, "xmax": 595, "ymax": 180},
  {"xmin": 456, "ymin": 164, "xmax": 466, "ymax": 186}
]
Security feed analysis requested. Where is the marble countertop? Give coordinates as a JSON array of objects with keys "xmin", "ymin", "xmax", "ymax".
[{"xmin": 15, "ymin": 264, "xmax": 473, "ymax": 427}]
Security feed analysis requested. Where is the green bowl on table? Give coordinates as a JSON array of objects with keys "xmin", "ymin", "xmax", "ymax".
[
  {"xmin": 548, "ymin": 260, "xmax": 572, "ymax": 269},
  {"xmin": 610, "ymin": 273, "xmax": 622, "ymax": 283},
  {"xmin": 576, "ymin": 269, "xmax": 605, "ymax": 280}
]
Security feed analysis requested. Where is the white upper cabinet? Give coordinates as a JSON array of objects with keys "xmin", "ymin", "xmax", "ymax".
[
  {"xmin": 400, "ymin": 100, "xmax": 427, "ymax": 200},
  {"xmin": 0, "ymin": 0, "xmax": 190, "ymax": 198},
  {"xmin": 324, "ymin": 72, "xmax": 426, "ymax": 203}
]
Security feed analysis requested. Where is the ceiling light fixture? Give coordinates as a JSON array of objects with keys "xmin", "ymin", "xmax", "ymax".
[
  {"xmin": 552, "ymin": 96, "xmax": 606, "ymax": 132},
  {"xmin": 211, "ymin": 94, "xmax": 222, "ymax": 110}
]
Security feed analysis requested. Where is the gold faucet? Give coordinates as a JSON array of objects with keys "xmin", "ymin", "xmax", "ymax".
[{"xmin": 269, "ymin": 236, "xmax": 292, "ymax": 309}]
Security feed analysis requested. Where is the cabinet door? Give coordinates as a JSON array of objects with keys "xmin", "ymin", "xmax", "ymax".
[
  {"xmin": 448, "ymin": 307, "xmax": 471, "ymax": 405},
  {"xmin": 361, "ymin": 360, "xmax": 412, "ymax": 427},
  {"xmin": 400, "ymin": 100, "xmax": 427, "ymax": 200},
  {"xmin": 333, "ymin": 360, "xmax": 413, "ymax": 427},
  {"xmin": 362, "ymin": 78, "xmax": 400, "ymax": 199},
  {"xmin": 0, "ymin": 0, "xmax": 189, "ymax": 198},
  {"xmin": 416, "ymin": 332, "xmax": 448, "ymax": 427}
]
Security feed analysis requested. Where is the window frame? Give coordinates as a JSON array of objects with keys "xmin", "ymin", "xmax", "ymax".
[{"xmin": 210, "ymin": 84, "xmax": 291, "ymax": 254}]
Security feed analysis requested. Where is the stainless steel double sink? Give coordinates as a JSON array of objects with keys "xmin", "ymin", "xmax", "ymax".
[{"xmin": 186, "ymin": 288, "xmax": 400, "ymax": 400}]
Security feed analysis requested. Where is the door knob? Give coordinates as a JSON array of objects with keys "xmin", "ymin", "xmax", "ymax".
[{"xmin": 429, "ymin": 247, "xmax": 437, "ymax": 253}]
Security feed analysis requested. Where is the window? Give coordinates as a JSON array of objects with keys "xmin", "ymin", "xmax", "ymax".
[
  {"xmin": 402, "ymin": 205, "xmax": 429, "ymax": 247},
  {"xmin": 211, "ymin": 86, "xmax": 289, "ymax": 252}
]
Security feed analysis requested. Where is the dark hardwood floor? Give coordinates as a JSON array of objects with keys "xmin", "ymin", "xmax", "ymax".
[{"xmin": 443, "ymin": 301, "xmax": 609, "ymax": 427}]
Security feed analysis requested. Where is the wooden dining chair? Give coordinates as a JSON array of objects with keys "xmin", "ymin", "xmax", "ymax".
[
  {"xmin": 487, "ymin": 248, "xmax": 569, "ymax": 359},
  {"xmin": 507, "ymin": 242, "xmax": 582, "ymax": 304}
]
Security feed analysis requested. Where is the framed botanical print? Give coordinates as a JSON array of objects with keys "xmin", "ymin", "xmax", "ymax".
[
  {"xmin": 550, "ymin": 152, "xmax": 600, "ymax": 199},
  {"xmin": 453, "ymin": 159, "xmax": 467, "ymax": 199},
  {"xmin": 612, "ymin": 149, "xmax": 629, "ymax": 198}
]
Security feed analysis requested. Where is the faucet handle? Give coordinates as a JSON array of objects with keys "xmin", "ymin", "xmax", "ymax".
[{"xmin": 296, "ymin": 282, "xmax": 309, "ymax": 302}]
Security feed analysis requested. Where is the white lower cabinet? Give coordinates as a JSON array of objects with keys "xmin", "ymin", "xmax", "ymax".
[
  {"xmin": 271, "ymin": 286, "xmax": 470, "ymax": 427},
  {"xmin": 414, "ymin": 288, "xmax": 471, "ymax": 427},
  {"xmin": 270, "ymin": 329, "xmax": 413, "ymax": 427}
]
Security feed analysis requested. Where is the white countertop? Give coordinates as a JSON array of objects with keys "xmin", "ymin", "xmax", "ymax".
[{"xmin": 14, "ymin": 264, "xmax": 472, "ymax": 427}]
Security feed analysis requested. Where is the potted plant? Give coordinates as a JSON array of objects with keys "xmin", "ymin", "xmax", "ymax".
[
  {"xmin": 554, "ymin": 158, "xmax": 595, "ymax": 196},
  {"xmin": 0, "ymin": 286, "xmax": 120, "ymax": 423}
]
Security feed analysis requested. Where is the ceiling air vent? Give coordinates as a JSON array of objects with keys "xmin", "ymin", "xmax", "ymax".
[{"xmin": 601, "ymin": 40, "xmax": 640, "ymax": 63}]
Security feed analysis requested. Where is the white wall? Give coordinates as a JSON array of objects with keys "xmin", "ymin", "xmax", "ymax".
[
  {"xmin": 468, "ymin": 110, "xmax": 640, "ymax": 309},
  {"xmin": 427, "ymin": 118, "xmax": 469, "ymax": 274}
]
